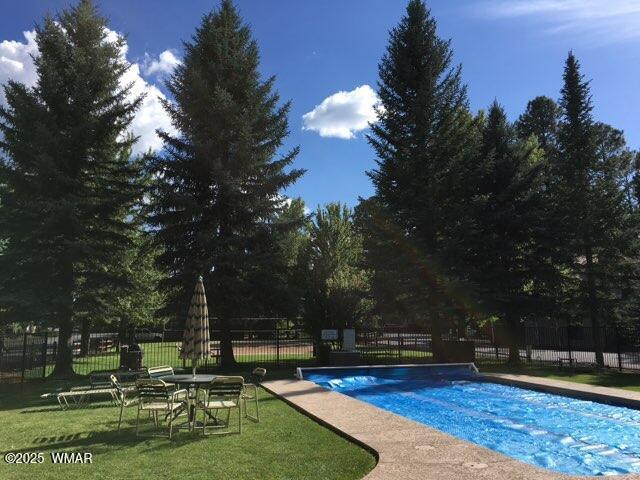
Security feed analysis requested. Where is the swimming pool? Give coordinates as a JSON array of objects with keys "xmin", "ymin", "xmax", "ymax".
[{"xmin": 302, "ymin": 365, "xmax": 640, "ymax": 476}]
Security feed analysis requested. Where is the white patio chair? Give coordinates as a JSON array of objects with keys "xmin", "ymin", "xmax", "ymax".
[
  {"xmin": 196, "ymin": 376, "xmax": 244, "ymax": 436},
  {"xmin": 242, "ymin": 367, "xmax": 266, "ymax": 422},
  {"xmin": 135, "ymin": 378, "xmax": 187, "ymax": 439}
]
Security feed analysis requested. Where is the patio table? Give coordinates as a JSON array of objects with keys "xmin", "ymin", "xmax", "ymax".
[{"xmin": 159, "ymin": 374, "xmax": 218, "ymax": 429}]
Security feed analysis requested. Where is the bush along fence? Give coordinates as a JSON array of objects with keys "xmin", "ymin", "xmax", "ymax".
[{"xmin": 2, "ymin": 322, "xmax": 640, "ymax": 383}]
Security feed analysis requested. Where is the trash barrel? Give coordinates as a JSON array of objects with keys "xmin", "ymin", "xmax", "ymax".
[{"xmin": 119, "ymin": 345, "xmax": 143, "ymax": 370}]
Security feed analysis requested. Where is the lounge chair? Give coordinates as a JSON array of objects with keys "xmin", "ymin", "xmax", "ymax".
[
  {"xmin": 147, "ymin": 365, "xmax": 175, "ymax": 378},
  {"xmin": 242, "ymin": 367, "xmax": 266, "ymax": 422},
  {"xmin": 41, "ymin": 376, "xmax": 118, "ymax": 410},
  {"xmin": 135, "ymin": 378, "xmax": 188, "ymax": 439},
  {"xmin": 196, "ymin": 376, "xmax": 244, "ymax": 436}
]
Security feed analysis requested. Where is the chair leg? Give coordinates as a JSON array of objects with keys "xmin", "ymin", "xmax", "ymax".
[
  {"xmin": 118, "ymin": 402, "xmax": 125, "ymax": 431},
  {"xmin": 238, "ymin": 405, "xmax": 242, "ymax": 434},
  {"xmin": 202, "ymin": 407, "xmax": 207, "ymax": 436},
  {"xmin": 168, "ymin": 409, "xmax": 173, "ymax": 440},
  {"xmin": 135, "ymin": 407, "xmax": 141, "ymax": 437},
  {"xmin": 255, "ymin": 392, "xmax": 259, "ymax": 422}
]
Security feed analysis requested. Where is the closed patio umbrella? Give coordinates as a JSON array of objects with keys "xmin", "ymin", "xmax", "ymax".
[{"xmin": 180, "ymin": 276, "xmax": 210, "ymax": 377}]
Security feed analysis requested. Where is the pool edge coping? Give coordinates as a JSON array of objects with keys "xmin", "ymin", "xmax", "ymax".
[
  {"xmin": 481, "ymin": 372, "xmax": 640, "ymax": 409},
  {"xmin": 295, "ymin": 362, "xmax": 478, "ymax": 380},
  {"xmin": 262, "ymin": 373, "xmax": 640, "ymax": 479}
]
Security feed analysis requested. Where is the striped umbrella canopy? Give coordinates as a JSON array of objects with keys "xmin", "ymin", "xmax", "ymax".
[{"xmin": 180, "ymin": 276, "xmax": 210, "ymax": 376}]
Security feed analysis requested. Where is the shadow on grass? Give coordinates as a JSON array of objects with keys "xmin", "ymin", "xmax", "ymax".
[
  {"xmin": 1, "ymin": 423, "xmax": 218, "ymax": 458},
  {"xmin": 2, "ymin": 430, "xmax": 141, "ymax": 457},
  {"xmin": 21, "ymin": 403, "xmax": 117, "ymax": 414}
]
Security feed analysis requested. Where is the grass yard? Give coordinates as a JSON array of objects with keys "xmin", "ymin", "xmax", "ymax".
[
  {"xmin": 481, "ymin": 364, "xmax": 640, "ymax": 393},
  {"xmin": 68, "ymin": 342, "xmax": 318, "ymax": 375},
  {"xmin": 67, "ymin": 343, "xmax": 432, "ymax": 376},
  {"xmin": 0, "ymin": 373, "xmax": 375, "ymax": 480}
]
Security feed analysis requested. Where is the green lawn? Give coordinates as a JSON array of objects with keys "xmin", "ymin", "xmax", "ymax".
[
  {"xmin": 68, "ymin": 343, "xmax": 317, "ymax": 375},
  {"xmin": 480, "ymin": 364, "xmax": 640, "ymax": 392},
  {"xmin": 66, "ymin": 343, "xmax": 432, "ymax": 375},
  {"xmin": 0, "ymin": 373, "xmax": 375, "ymax": 480}
]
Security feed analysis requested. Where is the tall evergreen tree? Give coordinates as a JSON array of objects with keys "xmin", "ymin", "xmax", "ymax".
[
  {"xmin": 147, "ymin": 0, "xmax": 303, "ymax": 366},
  {"xmin": 467, "ymin": 102, "xmax": 544, "ymax": 363},
  {"xmin": 270, "ymin": 198, "xmax": 310, "ymax": 321},
  {"xmin": 367, "ymin": 0, "xmax": 477, "ymax": 359},
  {"xmin": 299, "ymin": 203, "xmax": 371, "ymax": 340},
  {"xmin": 354, "ymin": 197, "xmax": 418, "ymax": 328},
  {"xmin": 556, "ymin": 53, "xmax": 636, "ymax": 366},
  {"xmin": 516, "ymin": 96, "xmax": 560, "ymax": 151},
  {"xmin": 515, "ymin": 96, "xmax": 571, "ymax": 329},
  {"xmin": 0, "ymin": 0, "xmax": 145, "ymax": 376},
  {"xmin": 631, "ymin": 152, "xmax": 640, "ymax": 207}
]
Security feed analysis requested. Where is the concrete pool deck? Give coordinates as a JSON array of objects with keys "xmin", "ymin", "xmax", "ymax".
[
  {"xmin": 482, "ymin": 373, "xmax": 640, "ymax": 409},
  {"xmin": 263, "ymin": 373, "xmax": 640, "ymax": 480}
]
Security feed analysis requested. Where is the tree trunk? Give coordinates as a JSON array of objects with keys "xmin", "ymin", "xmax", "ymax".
[
  {"xmin": 585, "ymin": 245, "xmax": 604, "ymax": 367},
  {"xmin": 117, "ymin": 317, "xmax": 129, "ymax": 352},
  {"xmin": 51, "ymin": 317, "xmax": 75, "ymax": 378},
  {"xmin": 51, "ymin": 263, "xmax": 76, "ymax": 378},
  {"xmin": 506, "ymin": 309, "xmax": 521, "ymax": 365},
  {"xmin": 80, "ymin": 318, "xmax": 90, "ymax": 357},
  {"xmin": 430, "ymin": 309, "xmax": 444, "ymax": 362},
  {"xmin": 218, "ymin": 317, "xmax": 237, "ymax": 368},
  {"xmin": 457, "ymin": 317, "xmax": 467, "ymax": 339}
]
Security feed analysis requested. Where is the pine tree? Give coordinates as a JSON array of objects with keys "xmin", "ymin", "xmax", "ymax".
[
  {"xmin": 367, "ymin": 0, "xmax": 478, "ymax": 359},
  {"xmin": 113, "ymin": 226, "xmax": 167, "ymax": 340},
  {"xmin": 631, "ymin": 152, "xmax": 640, "ymax": 207},
  {"xmin": 147, "ymin": 0, "xmax": 303, "ymax": 366},
  {"xmin": 467, "ymin": 102, "xmax": 544, "ymax": 363},
  {"xmin": 0, "ymin": 0, "xmax": 145, "ymax": 376},
  {"xmin": 516, "ymin": 96, "xmax": 560, "ymax": 151},
  {"xmin": 299, "ymin": 203, "xmax": 371, "ymax": 340},
  {"xmin": 270, "ymin": 198, "xmax": 310, "ymax": 321},
  {"xmin": 556, "ymin": 53, "xmax": 636, "ymax": 366}
]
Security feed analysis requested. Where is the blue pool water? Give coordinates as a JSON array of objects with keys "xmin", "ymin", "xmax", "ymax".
[{"xmin": 303, "ymin": 365, "xmax": 640, "ymax": 476}]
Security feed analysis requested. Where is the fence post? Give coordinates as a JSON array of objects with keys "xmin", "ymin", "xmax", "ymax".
[
  {"xmin": 276, "ymin": 328, "xmax": 280, "ymax": 368},
  {"xmin": 616, "ymin": 326, "xmax": 622, "ymax": 371},
  {"xmin": 21, "ymin": 330, "xmax": 28, "ymax": 383},
  {"xmin": 397, "ymin": 332, "xmax": 401, "ymax": 361},
  {"xmin": 566, "ymin": 325, "xmax": 573, "ymax": 366},
  {"xmin": 42, "ymin": 330, "xmax": 49, "ymax": 379}
]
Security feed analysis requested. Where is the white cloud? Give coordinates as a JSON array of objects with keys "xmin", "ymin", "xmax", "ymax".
[
  {"xmin": 302, "ymin": 84, "xmax": 380, "ymax": 140},
  {"xmin": 142, "ymin": 50, "xmax": 181, "ymax": 77},
  {"xmin": 0, "ymin": 28, "xmax": 177, "ymax": 155},
  {"xmin": 122, "ymin": 61, "xmax": 176, "ymax": 154},
  {"xmin": 480, "ymin": 0, "xmax": 640, "ymax": 44},
  {"xmin": 0, "ymin": 30, "xmax": 38, "ymax": 105}
]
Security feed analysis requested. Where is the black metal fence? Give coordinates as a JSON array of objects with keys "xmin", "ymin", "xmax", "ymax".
[
  {"xmin": 2, "ymin": 323, "xmax": 640, "ymax": 383},
  {"xmin": 0, "ymin": 330, "xmax": 56, "ymax": 382},
  {"xmin": 474, "ymin": 324, "xmax": 640, "ymax": 371},
  {"xmin": 356, "ymin": 330, "xmax": 432, "ymax": 364}
]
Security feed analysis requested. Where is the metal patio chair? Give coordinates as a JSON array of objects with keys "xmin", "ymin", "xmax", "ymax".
[
  {"xmin": 196, "ymin": 376, "xmax": 244, "ymax": 436},
  {"xmin": 110, "ymin": 375, "xmax": 140, "ymax": 431},
  {"xmin": 242, "ymin": 367, "xmax": 266, "ymax": 422},
  {"xmin": 135, "ymin": 378, "xmax": 188, "ymax": 439}
]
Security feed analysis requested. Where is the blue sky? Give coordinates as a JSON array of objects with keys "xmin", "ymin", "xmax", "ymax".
[{"xmin": 1, "ymin": 0, "xmax": 639, "ymax": 209}]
